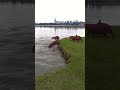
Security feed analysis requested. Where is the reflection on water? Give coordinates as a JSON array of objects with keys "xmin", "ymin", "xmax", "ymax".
[
  {"xmin": 86, "ymin": 4, "xmax": 120, "ymax": 25},
  {"xmin": 35, "ymin": 27, "xmax": 85, "ymax": 39}
]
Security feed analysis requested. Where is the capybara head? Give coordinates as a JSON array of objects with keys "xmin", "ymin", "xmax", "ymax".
[
  {"xmin": 69, "ymin": 36, "xmax": 73, "ymax": 39},
  {"xmin": 52, "ymin": 36, "xmax": 59, "ymax": 40}
]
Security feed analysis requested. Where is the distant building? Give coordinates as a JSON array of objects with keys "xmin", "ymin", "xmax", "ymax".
[
  {"xmin": 52, "ymin": 18, "xmax": 85, "ymax": 26},
  {"xmin": 54, "ymin": 18, "xmax": 56, "ymax": 23}
]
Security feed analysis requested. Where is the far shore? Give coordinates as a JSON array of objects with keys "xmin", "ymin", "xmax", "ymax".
[{"xmin": 35, "ymin": 25, "xmax": 84, "ymax": 28}]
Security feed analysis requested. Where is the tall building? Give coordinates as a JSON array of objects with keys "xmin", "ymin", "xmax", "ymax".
[{"xmin": 54, "ymin": 18, "xmax": 56, "ymax": 23}]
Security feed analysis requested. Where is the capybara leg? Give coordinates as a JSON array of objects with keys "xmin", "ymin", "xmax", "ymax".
[
  {"xmin": 81, "ymin": 38, "xmax": 83, "ymax": 41},
  {"xmin": 110, "ymin": 31, "xmax": 114, "ymax": 38}
]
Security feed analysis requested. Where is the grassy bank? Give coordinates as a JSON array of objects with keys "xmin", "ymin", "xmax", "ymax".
[
  {"xmin": 86, "ymin": 26, "xmax": 120, "ymax": 90},
  {"xmin": 36, "ymin": 38, "xmax": 85, "ymax": 90}
]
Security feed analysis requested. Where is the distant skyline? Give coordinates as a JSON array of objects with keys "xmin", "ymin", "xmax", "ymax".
[{"xmin": 35, "ymin": 0, "xmax": 85, "ymax": 23}]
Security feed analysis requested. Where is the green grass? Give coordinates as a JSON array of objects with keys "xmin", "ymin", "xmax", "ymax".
[
  {"xmin": 35, "ymin": 38, "xmax": 85, "ymax": 90},
  {"xmin": 35, "ymin": 26, "xmax": 120, "ymax": 90},
  {"xmin": 86, "ymin": 26, "xmax": 120, "ymax": 90}
]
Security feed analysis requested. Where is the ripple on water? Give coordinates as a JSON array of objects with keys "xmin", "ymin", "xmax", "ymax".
[{"xmin": 35, "ymin": 38, "xmax": 65, "ymax": 76}]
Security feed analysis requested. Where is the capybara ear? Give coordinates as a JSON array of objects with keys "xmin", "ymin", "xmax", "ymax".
[
  {"xmin": 52, "ymin": 36, "xmax": 59, "ymax": 40},
  {"xmin": 97, "ymin": 19, "xmax": 102, "ymax": 24}
]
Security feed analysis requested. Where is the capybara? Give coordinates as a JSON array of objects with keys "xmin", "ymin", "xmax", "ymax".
[
  {"xmin": 69, "ymin": 35, "xmax": 82, "ymax": 41},
  {"xmin": 85, "ymin": 20, "xmax": 113, "ymax": 36},
  {"xmin": 48, "ymin": 40, "xmax": 60, "ymax": 48},
  {"xmin": 52, "ymin": 36, "xmax": 59, "ymax": 40}
]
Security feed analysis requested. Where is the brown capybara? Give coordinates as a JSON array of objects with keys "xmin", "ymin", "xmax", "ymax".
[
  {"xmin": 48, "ymin": 40, "xmax": 60, "ymax": 48},
  {"xmin": 85, "ymin": 20, "xmax": 113, "ymax": 36},
  {"xmin": 69, "ymin": 35, "xmax": 82, "ymax": 41},
  {"xmin": 52, "ymin": 36, "xmax": 59, "ymax": 40}
]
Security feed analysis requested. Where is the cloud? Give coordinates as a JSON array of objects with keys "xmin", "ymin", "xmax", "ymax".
[{"xmin": 35, "ymin": 0, "xmax": 85, "ymax": 23}]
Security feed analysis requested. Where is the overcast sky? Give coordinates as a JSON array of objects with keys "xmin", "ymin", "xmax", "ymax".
[{"xmin": 35, "ymin": 0, "xmax": 85, "ymax": 23}]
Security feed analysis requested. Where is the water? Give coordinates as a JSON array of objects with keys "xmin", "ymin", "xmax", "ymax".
[
  {"xmin": 86, "ymin": 4, "xmax": 120, "ymax": 25},
  {"xmin": 0, "ymin": 3, "xmax": 34, "ymax": 29},
  {"xmin": 35, "ymin": 27, "xmax": 85, "ymax": 38},
  {"xmin": 0, "ymin": 3, "xmax": 34, "ymax": 89},
  {"xmin": 35, "ymin": 27, "xmax": 85, "ymax": 76}
]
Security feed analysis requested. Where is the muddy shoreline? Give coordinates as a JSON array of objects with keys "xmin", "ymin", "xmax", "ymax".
[{"xmin": 58, "ymin": 46, "xmax": 71, "ymax": 64}]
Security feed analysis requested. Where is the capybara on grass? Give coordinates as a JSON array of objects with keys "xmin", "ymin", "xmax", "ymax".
[
  {"xmin": 85, "ymin": 20, "xmax": 113, "ymax": 37},
  {"xmin": 52, "ymin": 36, "xmax": 59, "ymax": 40},
  {"xmin": 48, "ymin": 40, "xmax": 60, "ymax": 48},
  {"xmin": 69, "ymin": 35, "xmax": 82, "ymax": 41}
]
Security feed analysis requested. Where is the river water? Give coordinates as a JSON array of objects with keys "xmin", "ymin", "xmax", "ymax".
[
  {"xmin": 0, "ymin": 3, "xmax": 34, "ymax": 29},
  {"xmin": 86, "ymin": 4, "xmax": 120, "ymax": 25},
  {"xmin": 0, "ymin": 3, "xmax": 34, "ymax": 89},
  {"xmin": 35, "ymin": 27, "xmax": 85, "ymax": 76}
]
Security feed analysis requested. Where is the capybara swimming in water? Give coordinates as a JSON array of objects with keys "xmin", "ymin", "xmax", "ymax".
[
  {"xmin": 52, "ymin": 36, "xmax": 59, "ymax": 40},
  {"xmin": 85, "ymin": 20, "xmax": 113, "ymax": 37},
  {"xmin": 48, "ymin": 40, "xmax": 60, "ymax": 48},
  {"xmin": 69, "ymin": 35, "xmax": 82, "ymax": 41}
]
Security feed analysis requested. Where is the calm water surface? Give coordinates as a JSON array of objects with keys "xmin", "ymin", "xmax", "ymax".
[
  {"xmin": 0, "ymin": 3, "xmax": 34, "ymax": 89},
  {"xmin": 0, "ymin": 3, "xmax": 34, "ymax": 29},
  {"xmin": 35, "ymin": 27, "xmax": 85, "ymax": 38},
  {"xmin": 86, "ymin": 4, "xmax": 120, "ymax": 25}
]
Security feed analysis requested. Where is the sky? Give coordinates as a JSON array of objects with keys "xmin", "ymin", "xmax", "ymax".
[{"xmin": 35, "ymin": 0, "xmax": 85, "ymax": 23}]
